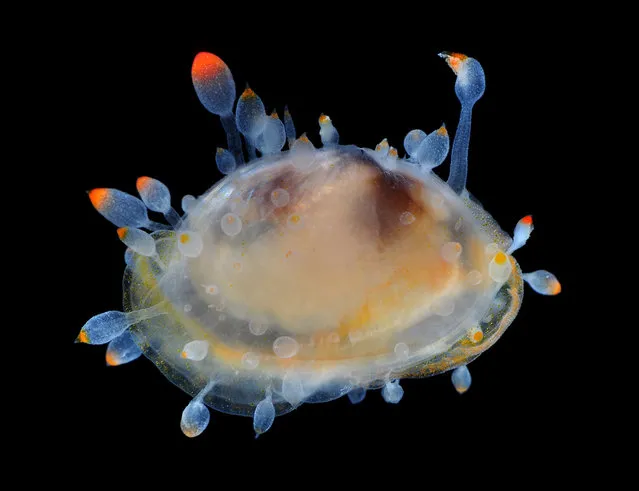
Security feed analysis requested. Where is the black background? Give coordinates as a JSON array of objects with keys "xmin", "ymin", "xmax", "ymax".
[{"xmin": 49, "ymin": 17, "xmax": 590, "ymax": 472}]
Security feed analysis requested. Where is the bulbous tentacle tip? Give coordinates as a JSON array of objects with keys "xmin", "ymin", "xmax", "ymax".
[
  {"xmin": 191, "ymin": 52, "xmax": 227, "ymax": 79},
  {"xmin": 88, "ymin": 188, "xmax": 109, "ymax": 211},
  {"xmin": 438, "ymin": 52, "xmax": 469, "ymax": 75},
  {"xmin": 87, "ymin": 188, "xmax": 150, "ymax": 228},
  {"xmin": 215, "ymin": 147, "xmax": 237, "ymax": 175},
  {"xmin": 452, "ymin": 365, "xmax": 472, "ymax": 394},
  {"xmin": 191, "ymin": 52, "xmax": 236, "ymax": 116},
  {"xmin": 74, "ymin": 330, "xmax": 89, "ymax": 344},
  {"xmin": 106, "ymin": 331, "xmax": 143, "ymax": 366},
  {"xmin": 240, "ymin": 86, "xmax": 256, "ymax": 99},
  {"xmin": 523, "ymin": 270, "xmax": 562, "ymax": 295},
  {"xmin": 507, "ymin": 215, "xmax": 534, "ymax": 254},
  {"xmin": 440, "ymin": 51, "xmax": 486, "ymax": 106}
]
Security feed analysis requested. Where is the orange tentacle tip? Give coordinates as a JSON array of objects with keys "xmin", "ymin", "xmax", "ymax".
[
  {"xmin": 240, "ymin": 87, "xmax": 256, "ymax": 99},
  {"xmin": 436, "ymin": 125, "xmax": 448, "ymax": 136},
  {"xmin": 521, "ymin": 215, "xmax": 533, "ymax": 226},
  {"xmin": 106, "ymin": 352, "xmax": 119, "ymax": 366},
  {"xmin": 88, "ymin": 188, "xmax": 110, "ymax": 211},
  {"xmin": 76, "ymin": 330, "xmax": 89, "ymax": 344},
  {"xmin": 191, "ymin": 52, "xmax": 226, "ymax": 79},
  {"xmin": 319, "ymin": 114, "xmax": 330, "ymax": 124},
  {"xmin": 449, "ymin": 52, "xmax": 468, "ymax": 61},
  {"xmin": 270, "ymin": 110, "xmax": 279, "ymax": 119},
  {"xmin": 117, "ymin": 227, "xmax": 128, "ymax": 240},
  {"xmin": 136, "ymin": 176, "xmax": 152, "ymax": 192},
  {"xmin": 551, "ymin": 279, "xmax": 562, "ymax": 295},
  {"xmin": 376, "ymin": 139, "xmax": 389, "ymax": 151},
  {"xmin": 439, "ymin": 52, "xmax": 469, "ymax": 74}
]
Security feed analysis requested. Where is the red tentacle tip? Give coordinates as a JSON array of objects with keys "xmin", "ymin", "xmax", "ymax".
[{"xmin": 192, "ymin": 52, "xmax": 225, "ymax": 80}]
